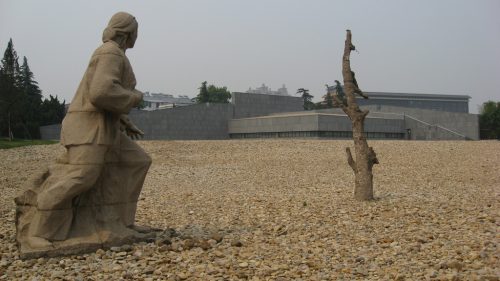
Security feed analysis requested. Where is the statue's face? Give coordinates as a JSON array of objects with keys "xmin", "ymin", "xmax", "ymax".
[{"xmin": 126, "ymin": 24, "xmax": 138, "ymax": 49}]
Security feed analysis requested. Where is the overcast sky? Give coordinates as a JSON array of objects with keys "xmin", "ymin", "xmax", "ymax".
[{"xmin": 1, "ymin": 0, "xmax": 499, "ymax": 113}]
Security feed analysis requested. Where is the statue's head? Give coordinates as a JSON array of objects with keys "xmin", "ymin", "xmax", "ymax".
[{"xmin": 102, "ymin": 12, "xmax": 138, "ymax": 49}]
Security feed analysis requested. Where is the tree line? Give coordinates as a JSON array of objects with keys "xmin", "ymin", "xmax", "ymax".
[
  {"xmin": 297, "ymin": 83, "xmax": 345, "ymax": 111},
  {"xmin": 479, "ymin": 101, "xmax": 500, "ymax": 139},
  {"xmin": 194, "ymin": 81, "xmax": 231, "ymax": 103},
  {"xmin": 0, "ymin": 39, "xmax": 65, "ymax": 140}
]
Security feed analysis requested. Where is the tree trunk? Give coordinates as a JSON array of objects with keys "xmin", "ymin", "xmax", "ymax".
[
  {"xmin": 335, "ymin": 30, "xmax": 379, "ymax": 201},
  {"xmin": 8, "ymin": 111, "xmax": 13, "ymax": 141}
]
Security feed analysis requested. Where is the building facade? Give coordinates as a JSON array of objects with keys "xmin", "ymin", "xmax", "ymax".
[
  {"xmin": 40, "ymin": 92, "xmax": 479, "ymax": 141},
  {"xmin": 246, "ymin": 83, "xmax": 289, "ymax": 96},
  {"xmin": 142, "ymin": 92, "xmax": 194, "ymax": 110},
  {"xmin": 355, "ymin": 92, "xmax": 470, "ymax": 113}
]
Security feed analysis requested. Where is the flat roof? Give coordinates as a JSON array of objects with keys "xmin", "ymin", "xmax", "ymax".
[
  {"xmin": 361, "ymin": 92, "xmax": 471, "ymax": 100},
  {"xmin": 232, "ymin": 111, "xmax": 403, "ymax": 121},
  {"xmin": 144, "ymin": 97, "xmax": 193, "ymax": 103}
]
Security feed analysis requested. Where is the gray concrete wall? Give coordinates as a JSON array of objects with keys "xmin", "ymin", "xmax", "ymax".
[
  {"xmin": 229, "ymin": 113, "xmax": 319, "ymax": 134},
  {"xmin": 312, "ymin": 108, "xmax": 404, "ymax": 120},
  {"xmin": 232, "ymin": 92, "xmax": 303, "ymax": 118},
  {"xmin": 40, "ymin": 93, "xmax": 304, "ymax": 141},
  {"xmin": 357, "ymin": 97, "xmax": 469, "ymax": 113},
  {"xmin": 40, "ymin": 94, "xmax": 477, "ymax": 141},
  {"xmin": 360, "ymin": 105, "xmax": 479, "ymax": 140},
  {"xmin": 310, "ymin": 108, "xmax": 405, "ymax": 133},
  {"xmin": 40, "ymin": 104, "xmax": 233, "ymax": 141},
  {"xmin": 316, "ymin": 114, "xmax": 403, "ymax": 133},
  {"xmin": 404, "ymin": 116, "xmax": 466, "ymax": 140},
  {"xmin": 129, "ymin": 103, "xmax": 233, "ymax": 140},
  {"xmin": 40, "ymin": 124, "xmax": 61, "ymax": 141},
  {"xmin": 316, "ymin": 114, "xmax": 351, "ymax": 132},
  {"xmin": 229, "ymin": 112, "xmax": 405, "ymax": 134}
]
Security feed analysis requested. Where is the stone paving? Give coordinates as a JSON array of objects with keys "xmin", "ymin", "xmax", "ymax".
[{"xmin": 0, "ymin": 140, "xmax": 498, "ymax": 280}]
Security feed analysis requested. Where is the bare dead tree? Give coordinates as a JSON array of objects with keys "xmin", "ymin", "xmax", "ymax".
[{"xmin": 333, "ymin": 30, "xmax": 379, "ymax": 201}]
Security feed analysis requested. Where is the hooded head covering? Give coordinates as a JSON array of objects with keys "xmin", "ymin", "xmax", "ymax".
[{"xmin": 102, "ymin": 12, "xmax": 138, "ymax": 43}]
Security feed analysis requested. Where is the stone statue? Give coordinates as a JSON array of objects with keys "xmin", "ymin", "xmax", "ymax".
[{"xmin": 15, "ymin": 12, "xmax": 158, "ymax": 259}]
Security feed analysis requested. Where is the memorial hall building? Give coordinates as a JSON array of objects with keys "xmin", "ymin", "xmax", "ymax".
[{"xmin": 41, "ymin": 91, "xmax": 478, "ymax": 141}]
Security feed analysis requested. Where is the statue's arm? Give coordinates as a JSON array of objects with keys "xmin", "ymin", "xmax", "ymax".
[
  {"xmin": 88, "ymin": 54, "xmax": 142, "ymax": 114},
  {"xmin": 120, "ymin": 114, "xmax": 144, "ymax": 139}
]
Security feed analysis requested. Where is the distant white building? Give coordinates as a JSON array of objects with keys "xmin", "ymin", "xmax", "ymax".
[
  {"xmin": 142, "ymin": 92, "xmax": 194, "ymax": 110},
  {"xmin": 247, "ymin": 83, "xmax": 289, "ymax": 96}
]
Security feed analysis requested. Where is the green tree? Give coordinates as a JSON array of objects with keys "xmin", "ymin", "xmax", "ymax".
[
  {"xmin": 40, "ymin": 95, "xmax": 66, "ymax": 126},
  {"xmin": 207, "ymin": 84, "xmax": 231, "ymax": 103},
  {"xmin": 195, "ymin": 81, "xmax": 231, "ymax": 103},
  {"xmin": 0, "ymin": 39, "xmax": 66, "ymax": 140},
  {"xmin": 135, "ymin": 99, "xmax": 146, "ymax": 110},
  {"xmin": 323, "ymin": 90, "xmax": 334, "ymax": 108},
  {"xmin": 333, "ymin": 80, "xmax": 346, "ymax": 107},
  {"xmin": 479, "ymin": 101, "xmax": 500, "ymax": 139},
  {"xmin": 18, "ymin": 56, "xmax": 43, "ymax": 138},
  {"xmin": 195, "ymin": 81, "xmax": 209, "ymax": 103},
  {"xmin": 0, "ymin": 71, "xmax": 21, "ymax": 140},
  {"xmin": 1, "ymin": 39, "xmax": 20, "ymax": 78},
  {"xmin": 0, "ymin": 39, "xmax": 22, "ymax": 140},
  {"xmin": 297, "ymin": 88, "xmax": 314, "ymax": 110},
  {"xmin": 19, "ymin": 57, "xmax": 42, "ymax": 98}
]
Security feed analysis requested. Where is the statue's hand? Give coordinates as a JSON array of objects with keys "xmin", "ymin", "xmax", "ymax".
[
  {"xmin": 120, "ymin": 115, "xmax": 144, "ymax": 140},
  {"xmin": 125, "ymin": 123, "xmax": 144, "ymax": 140}
]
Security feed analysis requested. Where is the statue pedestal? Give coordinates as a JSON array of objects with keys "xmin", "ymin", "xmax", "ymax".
[{"xmin": 15, "ymin": 164, "xmax": 158, "ymax": 259}]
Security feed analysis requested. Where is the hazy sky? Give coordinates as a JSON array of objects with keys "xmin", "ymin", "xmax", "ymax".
[{"xmin": 1, "ymin": 0, "xmax": 499, "ymax": 113}]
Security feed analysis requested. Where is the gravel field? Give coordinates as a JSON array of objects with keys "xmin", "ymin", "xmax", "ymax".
[{"xmin": 0, "ymin": 140, "xmax": 499, "ymax": 280}]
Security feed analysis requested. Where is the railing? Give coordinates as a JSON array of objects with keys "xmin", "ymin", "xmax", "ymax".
[{"xmin": 403, "ymin": 114, "xmax": 467, "ymax": 140}]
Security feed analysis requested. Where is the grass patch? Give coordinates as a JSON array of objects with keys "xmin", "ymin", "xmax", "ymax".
[{"xmin": 0, "ymin": 139, "xmax": 58, "ymax": 149}]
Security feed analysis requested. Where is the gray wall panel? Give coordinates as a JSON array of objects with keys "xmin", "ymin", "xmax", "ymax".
[
  {"xmin": 360, "ymin": 105, "xmax": 479, "ymax": 140},
  {"xmin": 127, "ymin": 103, "xmax": 234, "ymax": 140},
  {"xmin": 40, "ymin": 124, "xmax": 61, "ymax": 141},
  {"xmin": 232, "ymin": 92, "xmax": 303, "ymax": 118}
]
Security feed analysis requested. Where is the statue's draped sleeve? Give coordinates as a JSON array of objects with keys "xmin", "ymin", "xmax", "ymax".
[
  {"xmin": 88, "ymin": 53, "xmax": 141, "ymax": 114},
  {"xmin": 61, "ymin": 42, "xmax": 141, "ymax": 146}
]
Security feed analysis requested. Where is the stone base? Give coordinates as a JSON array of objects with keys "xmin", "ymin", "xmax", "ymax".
[
  {"xmin": 14, "ymin": 165, "xmax": 158, "ymax": 260},
  {"xmin": 18, "ymin": 228, "xmax": 157, "ymax": 260}
]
